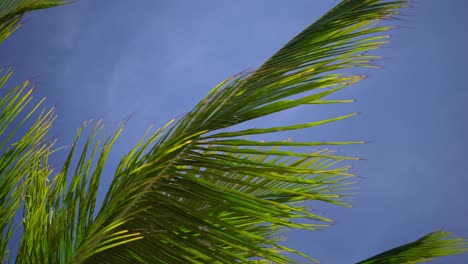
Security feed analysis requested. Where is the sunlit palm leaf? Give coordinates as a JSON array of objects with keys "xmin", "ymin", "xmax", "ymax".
[
  {"xmin": 356, "ymin": 231, "xmax": 468, "ymax": 264},
  {"xmin": 0, "ymin": 68, "xmax": 55, "ymax": 263},
  {"xmin": 0, "ymin": 0, "xmax": 68, "ymax": 44},
  {"xmin": 75, "ymin": 1, "xmax": 409, "ymax": 263},
  {"xmin": 1, "ymin": 0, "xmax": 467, "ymax": 263}
]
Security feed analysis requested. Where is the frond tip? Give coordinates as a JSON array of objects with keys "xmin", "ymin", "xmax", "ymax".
[
  {"xmin": 356, "ymin": 231, "xmax": 468, "ymax": 264},
  {"xmin": 0, "ymin": 0, "xmax": 69, "ymax": 44}
]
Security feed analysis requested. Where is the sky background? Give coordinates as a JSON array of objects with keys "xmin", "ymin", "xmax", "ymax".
[{"xmin": 1, "ymin": 0, "xmax": 467, "ymax": 263}]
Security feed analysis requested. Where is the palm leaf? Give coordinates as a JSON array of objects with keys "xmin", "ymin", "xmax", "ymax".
[
  {"xmin": 0, "ymin": 0, "xmax": 68, "ymax": 44},
  {"xmin": 0, "ymin": 68, "xmax": 55, "ymax": 263},
  {"xmin": 0, "ymin": 0, "xmax": 467, "ymax": 263},
  {"xmin": 356, "ymin": 231, "xmax": 468, "ymax": 263},
  {"xmin": 73, "ymin": 1, "xmax": 408, "ymax": 262}
]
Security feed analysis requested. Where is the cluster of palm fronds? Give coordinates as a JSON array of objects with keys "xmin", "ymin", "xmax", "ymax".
[{"xmin": 0, "ymin": 0, "xmax": 467, "ymax": 263}]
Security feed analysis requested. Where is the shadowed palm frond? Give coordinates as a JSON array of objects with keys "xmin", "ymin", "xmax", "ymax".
[{"xmin": 1, "ymin": 0, "xmax": 467, "ymax": 263}]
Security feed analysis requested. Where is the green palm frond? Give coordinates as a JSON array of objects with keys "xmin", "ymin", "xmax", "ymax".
[
  {"xmin": 0, "ymin": 68, "xmax": 55, "ymax": 262},
  {"xmin": 0, "ymin": 0, "xmax": 467, "ymax": 263},
  {"xmin": 74, "ymin": 1, "xmax": 408, "ymax": 262},
  {"xmin": 0, "ymin": 0, "xmax": 68, "ymax": 44},
  {"xmin": 356, "ymin": 231, "xmax": 468, "ymax": 263}
]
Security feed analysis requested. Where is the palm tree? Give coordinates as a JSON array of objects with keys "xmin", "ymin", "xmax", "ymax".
[{"xmin": 0, "ymin": 0, "xmax": 466, "ymax": 263}]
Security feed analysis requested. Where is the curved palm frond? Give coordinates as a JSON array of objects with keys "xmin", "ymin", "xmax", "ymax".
[
  {"xmin": 0, "ymin": 0, "xmax": 467, "ymax": 263},
  {"xmin": 0, "ymin": 0, "xmax": 68, "ymax": 44},
  {"xmin": 73, "ymin": 1, "xmax": 409, "ymax": 262},
  {"xmin": 356, "ymin": 231, "xmax": 468, "ymax": 264}
]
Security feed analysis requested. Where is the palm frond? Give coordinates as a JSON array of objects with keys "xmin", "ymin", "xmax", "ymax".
[
  {"xmin": 356, "ymin": 231, "xmax": 468, "ymax": 264},
  {"xmin": 64, "ymin": 1, "xmax": 410, "ymax": 263},
  {"xmin": 14, "ymin": 119, "xmax": 125, "ymax": 263},
  {"xmin": 1, "ymin": 0, "xmax": 467, "ymax": 263},
  {"xmin": 0, "ymin": 68, "xmax": 55, "ymax": 263},
  {"xmin": 0, "ymin": 0, "xmax": 68, "ymax": 45}
]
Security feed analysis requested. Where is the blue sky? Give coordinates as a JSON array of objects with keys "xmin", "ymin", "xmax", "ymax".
[{"xmin": 1, "ymin": 0, "xmax": 467, "ymax": 262}]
